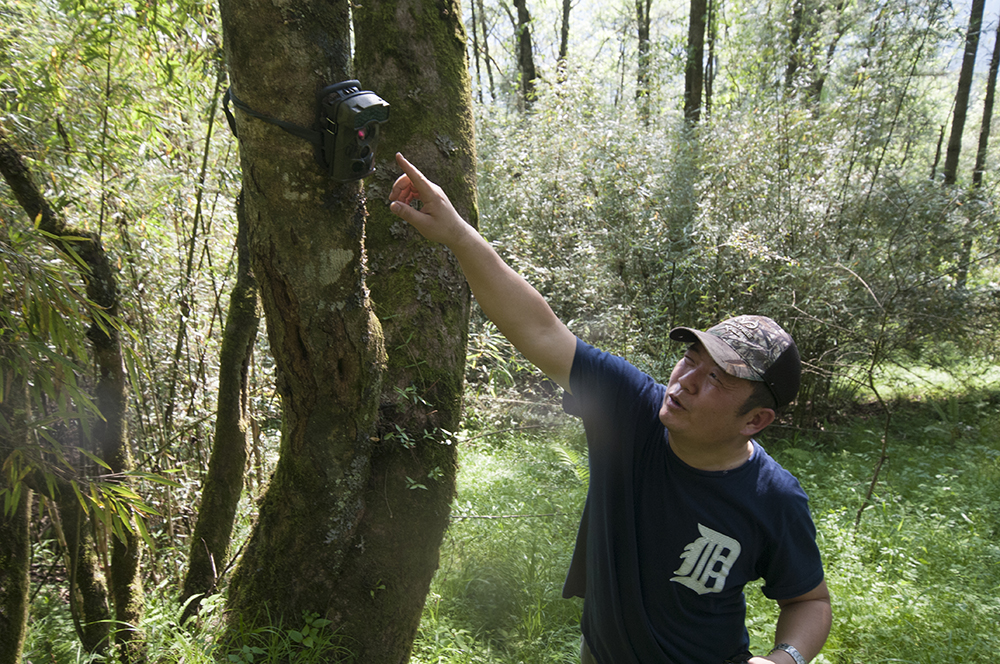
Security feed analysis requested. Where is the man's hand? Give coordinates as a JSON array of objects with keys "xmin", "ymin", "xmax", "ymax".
[{"xmin": 388, "ymin": 153, "xmax": 470, "ymax": 248}]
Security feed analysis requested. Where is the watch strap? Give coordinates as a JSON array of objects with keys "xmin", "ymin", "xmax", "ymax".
[{"xmin": 770, "ymin": 643, "xmax": 807, "ymax": 664}]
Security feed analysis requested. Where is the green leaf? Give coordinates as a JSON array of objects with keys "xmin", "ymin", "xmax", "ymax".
[{"xmin": 78, "ymin": 448, "xmax": 112, "ymax": 471}]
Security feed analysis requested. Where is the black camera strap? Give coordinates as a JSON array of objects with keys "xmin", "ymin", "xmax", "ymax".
[{"xmin": 222, "ymin": 87, "xmax": 322, "ymax": 147}]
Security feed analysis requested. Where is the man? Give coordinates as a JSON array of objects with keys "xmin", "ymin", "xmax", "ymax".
[{"xmin": 388, "ymin": 153, "xmax": 831, "ymax": 664}]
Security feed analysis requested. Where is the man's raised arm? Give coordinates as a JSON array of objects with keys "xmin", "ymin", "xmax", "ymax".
[{"xmin": 388, "ymin": 153, "xmax": 577, "ymax": 393}]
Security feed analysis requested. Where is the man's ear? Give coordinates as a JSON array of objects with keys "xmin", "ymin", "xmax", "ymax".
[{"xmin": 741, "ymin": 408, "xmax": 776, "ymax": 437}]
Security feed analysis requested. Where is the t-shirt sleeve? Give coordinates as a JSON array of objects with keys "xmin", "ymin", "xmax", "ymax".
[
  {"xmin": 563, "ymin": 338, "xmax": 658, "ymax": 423},
  {"xmin": 757, "ymin": 476, "xmax": 825, "ymax": 600}
]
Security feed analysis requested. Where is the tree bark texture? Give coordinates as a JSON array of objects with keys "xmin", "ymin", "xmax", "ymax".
[
  {"xmin": 973, "ymin": 23, "xmax": 998, "ymax": 189},
  {"xmin": 0, "ymin": 487, "xmax": 30, "ymax": 664},
  {"xmin": 56, "ymin": 490, "xmax": 113, "ymax": 654},
  {"xmin": 559, "ymin": 0, "xmax": 571, "ymax": 63},
  {"xmin": 217, "ymin": 0, "xmax": 387, "ymax": 643},
  {"xmin": 478, "ymin": 0, "xmax": 496, "ymax": 100},
  {"xmin": 684, "ymin": 0, "xmax": 707, "ymax": 123},
  {"xmin": 0, "ymin": 124, "xmax": 142, "ymax": 660},
  {"xmin": 180, "ymin": 194, "xmax": 259, "ymax": 621},
  {"xmin": 943, "ymin": 0, "xmax": 985, "ymax": 185},
  {"xmin": 956, "ymin": 22, "xmax": 999, "ymax": 289},
  {"xmin": 636, "ymin": 0, "xmax": 652, "ymax": 118},
  {"xmin": 0, "ymin": 371, "xmax": 30, "ymax": 664},
  {"xmin": 513, "ymin": 0, "xmax": 538, "ymax": 107},
  {"xmin": 351, "ymin": 0, "xmax": 477, "ymax": 660}
]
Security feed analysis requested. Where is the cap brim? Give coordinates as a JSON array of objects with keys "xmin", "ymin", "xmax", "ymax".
[{"xmin": 669, "ymin": 326, "xmax": 762, "ymax": 381}]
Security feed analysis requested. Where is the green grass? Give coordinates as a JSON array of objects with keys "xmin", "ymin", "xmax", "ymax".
[{"xmin": 412, "ymin": 426, "xmax": 587, "ymax": 664}]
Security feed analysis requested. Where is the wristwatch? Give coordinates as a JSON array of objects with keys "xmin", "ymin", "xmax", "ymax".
[{"xmin": 770, "ymin": 643, "xmax": 807, "ymax": 664}]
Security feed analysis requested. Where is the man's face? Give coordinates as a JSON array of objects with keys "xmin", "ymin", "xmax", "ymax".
[{"xmin": 658, "ymin": 342, "xmax": 758, "ymax": 446}]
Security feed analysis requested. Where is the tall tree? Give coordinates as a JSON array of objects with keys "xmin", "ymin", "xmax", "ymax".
[
  {"xmin": 0, "ymin": 352, "xmax": 30, "ymax": 664},
  {"xmin": 637, "ymin": 0, "xmax": 653, "ymax": 122},
  {"xmin": 471, "ymin": 0, "xmax": 484, "ymax": 101},
  {"xmin": 350, "ymin": 0, "xmax": 477, "ymax": 657},
  {"xmin": 180, "ymin": 194, "xmax": 260, "ymax": 621},
  {"xmin": 972, "ymin": 22, "xmax": 999, "ymax": 189},
  {"xmin": 0, "ymin": 488, "xmax": 30, "ymax": 664},
  {"xmin": 479, "ymin": 0, "xmax": 497, "ymax": 101},
  {"xmin": 942, "ymin": 0, "xmax": 985, "ymax": 185},
  {"xmin": 957, "ymin": 21, "xmax": 999, "ymax": 289},
  {"xmin": 684, "ymin": 0, "xmax": 708, "ymax": 123},
  {"xmin": 513, "ymin": 0, "xmax": 539, "ymax": 107},
  {"xmin": 212, "ymin": 0, "xmax": 442, "ymax": 653},
  {"xmin": 704, "ymin": 0, "xmax": 716, "ymax": 118},
  {"xmin": 559, "ymin": 0, "xmax": 573, "ymax": 65}
]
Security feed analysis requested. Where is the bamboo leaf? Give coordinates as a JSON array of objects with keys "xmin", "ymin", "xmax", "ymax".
[
  {"xmin": 70, "ymin": 480, "xmax": 88, "ymax": 515},
  {"xmin": 78, "ymin": 448, "xmax": 112, "ymax": 471}
]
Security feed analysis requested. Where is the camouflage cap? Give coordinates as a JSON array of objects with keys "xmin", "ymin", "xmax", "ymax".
[{"xmin": 669, "ymin": 315, "xmax": 801, "ymax": 409}]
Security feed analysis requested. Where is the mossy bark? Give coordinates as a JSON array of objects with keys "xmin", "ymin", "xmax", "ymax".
[
  {"xmin": 0, "ymin": 374, "xmax": 31, "ymax": 664},
  {"xmin": 0, "ymin": 487, "xmax": 30, "ymax": 664},
  {"xmin": 181, "ymin": 194, "xmax": 260, "ymax": 621},
  {"xmin": 349, "ymin": 0, "xmax": 477, "ymax": 660},
  {"xmin": 218, "ymin": 0, "xmax": 388, "ymax": 645},
  {"xmin": 56, "ymin": 492, "xmax": 113, "ymax": 654}
]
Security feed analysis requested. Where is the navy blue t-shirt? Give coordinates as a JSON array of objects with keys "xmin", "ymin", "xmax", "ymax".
[{"xmin": 562, "ymin": 339, "xmax": 824, "ymax": 663}]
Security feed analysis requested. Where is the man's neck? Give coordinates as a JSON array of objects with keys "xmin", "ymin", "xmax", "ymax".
[{"xmin": 668, "ymin": 436, "xmax": 754, "ymax": 472}]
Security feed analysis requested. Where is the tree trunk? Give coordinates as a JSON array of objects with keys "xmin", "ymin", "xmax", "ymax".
[
  {"xmin": 0, "ymin": 488, "xmax": 30, "ymax": 664},
  {"xmin": 704, "ymin": 0, "xmax": 715, "ymax": 118},
  {"xmin": 217, "ymin": 0, "xmax": 387, "ymax": 646},
  {"xmin": 0, "ymin": 371, "xmax": 31, "ymax": 664},
  {"xmin": 56, "ymin": 490, "xmax": 113, "ymax": 654},
  {"xmin": 806, "ymin": 0, "xmax": 848, "ymax": 103},
  {"xmin": 513, "ymin": 0, "xmax": 538, "ymax": 108},
  {"xmin": 956, "ymin": 21, "xmax": 999, "ymax": 289},
  {"xmin": 636, "ymin": 0, "xmax": 652, "ymax": 122},
  {"xmin": 0, "ymin": 124, "xmax": 142, "ymax": 661},
  {"xmin": 479, "ymin": 0, "xmax": 496, "ymax": 101},
  {"xmin": 351, "ymin": 0, "xmax": 477, "ymax": 659},
  {"xmin": 972, "ymin": 23, "xmax": 998, "ymax": 189},
  {"xmin": 559, "ymin": 0, "xmax": 572, "ymax": 64},
  {"xmin": 180, "ymin": 193, "xmax": 259, "ymax": 622},
  {"xmin": 684, "ymin": 0, "xmax": 707, "ymax": 123},
  {"xmin": 942, "ymin": 0, "xmax": 985, "ymax": 185},
  {"xmin": 471, "ymin": 0, "xmax": 483, "ymax": 102}
]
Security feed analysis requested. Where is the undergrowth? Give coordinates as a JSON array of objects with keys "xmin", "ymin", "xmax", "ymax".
[{"xmin": 21, "ymin": 388, "xmax": 999, "ymax": 663}]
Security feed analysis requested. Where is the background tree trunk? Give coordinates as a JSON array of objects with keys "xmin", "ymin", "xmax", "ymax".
[
  {"xmin": 956, "ymin": 21, "xmax": 998, "ymax": 289},
  {"xmin": 217, "ymin": 0, "xmax": 387, "ymax": 644},
  {"xmin": 704, "ymin": 0, "xmax": 716, "ymax": 118},
  {"xmin": 350, "ymin": 0, "xmax": 478, "ymax": 659},
  {"xmin": 478, "ymin": 0, "xmax": 496, "ymax": 101},
  {"xmin": 559, "ymin": 0, "xmax": 572, "ymax": 64},
  {"xmin": 684, "ymin": 0, "xmax": 707, "ymax": 123},
  {"xmin": 972, "ymin": 22, "xmax": 998, "ymax": 189},
  {"xmin": 636, "ymin": 0, "xmax": 653, "ymax": 122},
  {"xmin": 0, "ymin": 370, "xmax": 31, "ymax": 664},
  {"xmin": 513, "ymin": 0, "xmax": 538, "ymax": 107},
  {"xmin": 471, "ymin": 0, "xmax": 483, "ymax": 102},
  {"xmin": 942, "ymin": 0, "xmax": 985, "ymax": 185},
  {"xmin": 180, "ymin": 194, "xmax": 259, "ymax": 622},
  {"xmin": 0, "ymin": 488, "xmax": 30, "ymax": 664},
  {"xmin": 55, "ymin": 491, "xmax": 112, "ymax": 654}
]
